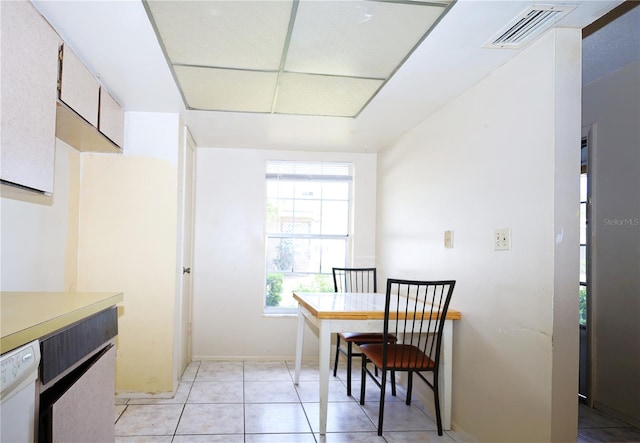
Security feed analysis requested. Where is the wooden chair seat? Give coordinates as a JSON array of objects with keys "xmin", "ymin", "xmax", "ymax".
[{"xmin": 359, "ymin": 343, "xmax": 436, "ymax": 370}]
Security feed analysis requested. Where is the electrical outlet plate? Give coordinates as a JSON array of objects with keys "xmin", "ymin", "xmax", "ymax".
[{"xmin": 494, "ymin": 227, "xmax": 511, "ymax": 250}]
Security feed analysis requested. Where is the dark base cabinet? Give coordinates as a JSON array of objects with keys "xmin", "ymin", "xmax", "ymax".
[{"xmin": 38, "ymin": 308, "xmax": 118, "ymax": 443}]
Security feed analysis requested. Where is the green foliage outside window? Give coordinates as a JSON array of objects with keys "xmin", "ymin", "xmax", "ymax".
[
  {"xmin": 579, "ymin": 286, "xmax": 587, "ymax": 326},
  {"xmin": 266, "ymin": 273, "xmax": 283, "ymax": 307},
  {"xmin": 294, "ymin": 274, "xmax": 334, "ymax": 293},
  {"xmin": 266, "ymin": 273, "xmax": 333, "ymax": 309}
]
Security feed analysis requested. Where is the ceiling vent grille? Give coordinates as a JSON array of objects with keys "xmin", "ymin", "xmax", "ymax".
[{"xmin": 485, "ymin": 5, "xmax": 575, "ymax": 49}]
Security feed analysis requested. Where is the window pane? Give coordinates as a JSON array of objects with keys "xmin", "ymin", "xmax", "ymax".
[
  {"xmin": 320, "ymin": 239, "xmax": 348, "ymax": 274},
  {"xmin": 266, "ymin": 237, "xmax": 294, "ymax": 272},
  {"xmin": 322, "ymin": 181, "xmax": 349, "ymax": 200},
  {"xmin": 266, "ymin": 181, "xmax": 278, "ymax": 199},
  {"xmin": 266, "ymin": 273, "xmax": 285, "ymax": 307},
  {"xmin": 580, "ymin": 245, "xmax": 587, "ymax": 283},
  {"xmin": 267, "ymin": 180, "xmax": 294, "ymax": 199},
  {"xmin": 265, "ymin": 272, "xmax": 335, "ymax": 311},
  {"xmin": 266, "ymin": 199, "xmax": 294, "ymax": 233},
  {"xmin": 580, "ymin": 202, "xmax": 587, "ymax": 244},
  {"xmin": 579, "ymin": 285, "xmax": 587, "ymax": 326},
  {"xmin": 580, "ymin": 174, "xmax": 587, "ymax": 202},
  {"xmin": 294, "ymin": 200, "xmax": 321, "ymax": 234},
  {"xmin": 292, "ymin": 238, "xmax": 320, "ymax": 273},
  {"xmin": 321, "ymin": 201, "xmax": 349, "ymax": 235},
  {"xmin": 266, "ymin": 273, "xmax": 305, "ymax": 309},
  {"xmin": 294, "ymin": 181, "xmax": 321, "ymax": 200}
]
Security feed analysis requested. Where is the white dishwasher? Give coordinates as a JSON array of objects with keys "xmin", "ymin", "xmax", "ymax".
[{"xmin": 1, "ymin": 340, "xmax": 41, "ymax": 443}]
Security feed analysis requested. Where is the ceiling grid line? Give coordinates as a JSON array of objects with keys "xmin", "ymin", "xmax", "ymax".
[{"xmin": 271, "ymin": 0, "xmax": 300, "ymax": 114}]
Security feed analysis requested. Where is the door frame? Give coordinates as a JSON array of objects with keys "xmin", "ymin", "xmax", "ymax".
[
  {"xmin": 580, "ymin": 123, "xmax": 596, "ymax": 406},
  {"xmin": 173, "ymin": 126, "xmax": 196, "ymax": 384}
]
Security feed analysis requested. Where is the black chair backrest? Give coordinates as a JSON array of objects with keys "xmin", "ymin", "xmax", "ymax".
[
  {"xmin": 384, "ymin": 279, "xmax": 456, "ymax": 369},
  {"xmin": 332, "ymin": 267, "xmax": 377, "ymax": 293}
]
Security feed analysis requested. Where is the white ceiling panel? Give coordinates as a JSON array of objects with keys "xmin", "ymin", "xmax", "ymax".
[
  {"xmin": 286, "ymin": 0, "xmax": 447, "ymax": 78},
  {"xmin": 175, "ymin": 66, "xmax": 277, "ymax": 113},
  {"xmin": 146, "ymin": 0, "xmax": 293, "ymax": 70},
  {"xmin": 275, "ymin": 73, "xmax": 383, "ymax": 117}
]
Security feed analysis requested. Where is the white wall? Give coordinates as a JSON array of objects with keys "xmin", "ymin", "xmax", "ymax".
[
  {"xmin": 2, "ymin": 111, "xmax": 185, "ymax": 395},
  {"xmin": 1, "ymin": 140, "xmax": 80, "ymax": 291},
  {"xmin": 376, "ymin": 30, "xmax": 580, "ymax": 442},
  {"xmin": 583, "ymin": 60, "xmax": 640, "ymax": 426},
  {"xmin": 192, "ymin": 148, "xmax": 377, "ymax": 359}
]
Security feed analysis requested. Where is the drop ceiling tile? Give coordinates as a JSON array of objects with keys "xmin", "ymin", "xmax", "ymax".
[
  {"xmin": 145, "ymin": 0, "xmax": 451, "ymax": 117},
  {"xmin": 146, "ymin": 1, "xmax": 292, "ymax": 70},
  {"xmin": 175, "ymin": 66, "xmax": 277, "ymax": 113},
  {"xmin": 275, "ymin": 73, "xmax": 383, "ymax": 117},
  {"xmin": 286, "ymin": 0, "xmax": 447, "ymax": 78}
]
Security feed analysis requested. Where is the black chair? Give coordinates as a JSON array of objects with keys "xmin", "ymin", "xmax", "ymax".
[
  {"xmin": 359, "ymin": 278, "xmax": 456, "ymax": 436},
  {"xmin": 332, "ymin": 267, "xmax": 396, "ymax": 397}
]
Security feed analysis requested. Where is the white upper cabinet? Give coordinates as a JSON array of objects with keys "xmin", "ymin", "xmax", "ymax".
[
  {"xmin": 0, "ymin": 0, "xmax": 60, "ymax": 194},
  {"xmin": 99, "ymin": 89, "xmax": 125, "ymax": 148},
  {"xmin": 56, "ymin": 43, "xmax": 123, "ymax": 152},
  {"xmin": 59, "ymin": 45, "xmax": 100, "ymax": 127}
]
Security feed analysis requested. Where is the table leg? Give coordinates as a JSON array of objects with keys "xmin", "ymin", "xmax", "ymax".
[
  {"xmin": 318, "ymin": 320, "xmax": 331, "ymax": 435},
  {"xmin": 294, "ymin": 305, "xmax": 305, "ymax": 385},
  {"xmin": 440, "ymin": 320, "xmax": 453, "ymax": 429}
]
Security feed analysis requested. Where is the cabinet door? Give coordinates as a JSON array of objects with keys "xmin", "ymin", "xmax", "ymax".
[
  {"xmin": 0, "ymin": 0, "xmax": 59, "ymax": 194},
  {"xmin": 99, "ymin": 88, "xmax": 124, "ymax": 148},
  {"xmin": 59, "ymin": 44, "xmax": 99, "ymax": 127},
  {"xmin": 49, "ymin": 345, "xmax": 116, "ymax": 443}
]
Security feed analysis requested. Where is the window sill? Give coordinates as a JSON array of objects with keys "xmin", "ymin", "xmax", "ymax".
[{"xmin": 262, "ymin": 311, "xmax": 297, "ymax": 318}]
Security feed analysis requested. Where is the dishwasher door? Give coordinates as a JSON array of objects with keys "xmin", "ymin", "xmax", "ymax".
[{"xmin": 1, "ymin": 340, "xmax": 41, "ymax": 443}]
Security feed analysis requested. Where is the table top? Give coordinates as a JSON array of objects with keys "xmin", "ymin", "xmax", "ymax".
[
  {"xmin": 1, "ymin": 291, "xmax": 123, "ymax": 353},
  {"xmin": 293, "ymin": 291, "xmax": 461, "ymax": 321}
]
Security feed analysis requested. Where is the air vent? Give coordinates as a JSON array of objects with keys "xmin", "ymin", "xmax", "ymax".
[{"xmin": 485, "ymin": 5, "xmax": 576, "ymax": 49}]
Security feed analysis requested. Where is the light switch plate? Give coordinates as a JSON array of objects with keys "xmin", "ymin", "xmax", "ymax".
[
  {"xmin": 494, "ymin": 227, "xmax": 511, "ymax": 250},
  {"xmin": 444, "ymin": 230, "xmax": 454, "ymax": 248}
]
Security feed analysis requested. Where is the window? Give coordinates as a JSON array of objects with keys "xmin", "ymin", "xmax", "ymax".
[{"xmin": 264, "ymin": 161, "xmax": 352, "ymax": 313}]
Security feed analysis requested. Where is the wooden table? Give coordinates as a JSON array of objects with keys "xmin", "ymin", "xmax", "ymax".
[{"xmin": 293, "ymin": 291, "xmax": 461, "ymax": 435}]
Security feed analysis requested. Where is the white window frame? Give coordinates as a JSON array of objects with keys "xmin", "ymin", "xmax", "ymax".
[{"xmin": 264, "ymin": 161, "xmax": 353, "ymax": 314}]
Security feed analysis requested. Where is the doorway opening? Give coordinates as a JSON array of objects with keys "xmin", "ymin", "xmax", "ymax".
[{"xmin": 578, "ymin": 134, "xmax": 589, "ymax": 402}]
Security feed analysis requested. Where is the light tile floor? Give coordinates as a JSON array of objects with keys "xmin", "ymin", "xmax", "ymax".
[
  {"xmin": 115, "ymin": 359, "xmax": 462, "ymax": 443},
  {"xmin": 578, "ymin": 403, "xmax": 640, "ymax": 443},
  {"xmin": 115, "ymin": 359, "xmax": 640, "ymax": 443}
]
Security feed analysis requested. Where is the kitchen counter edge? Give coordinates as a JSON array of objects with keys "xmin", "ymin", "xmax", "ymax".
[{"xmin": 1, "ymin": 291, "xmax": 124, "ymax": 353}]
